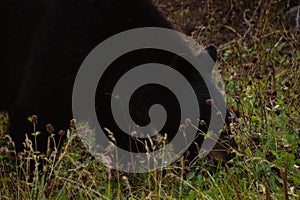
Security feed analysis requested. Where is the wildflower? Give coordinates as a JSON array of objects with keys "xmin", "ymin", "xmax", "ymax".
[
  {"xmin": 0, "ymin": 146, "xmax": 9, "ymax": 153},
  {"xmin": 58, "ymin": 130, "xmax": 65, "ymax": 137},
  {"xmin": 85, "ymin": 128, "xmax": 92, "ymax": 134},
  {"xmin": 46, "ymin": 123, "xmax": 54, "ymax": 133},
  {"xmin": 32, "ymin": 115, "xmax": 38, "ymax": 124},
  {"xmin": 70, "ymin": 119, "xmax": 76, "ymax": 128},
  {"xmin": 179, "ymin": 124, "xmax": 186, "ymax": 132},
  {"xmin": 185, "ymin": 118, "xmax": 192, "ymax": 126},
  {"xmin": 104, "ymin": 155, "xmax": 112, "ymax": 165},
  {"xmin": 130, "ymin": 130, "xmax": 138, "ymax": 138}
]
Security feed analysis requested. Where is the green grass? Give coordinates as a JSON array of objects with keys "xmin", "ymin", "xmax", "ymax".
[{"xmin": 1, "ymin": 0, "xmax": 300, "ymax": 199}]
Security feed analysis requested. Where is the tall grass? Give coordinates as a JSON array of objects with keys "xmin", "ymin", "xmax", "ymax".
[{"xmin": 1, "ymin": 0, "xmax": 299, "ymax": 199}]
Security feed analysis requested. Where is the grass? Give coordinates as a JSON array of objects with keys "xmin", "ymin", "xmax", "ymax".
[{"xmin": 1, "ymin": 0, "xmax": 300, "ymax": 199}]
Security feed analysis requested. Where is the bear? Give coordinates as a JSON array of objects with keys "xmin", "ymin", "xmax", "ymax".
[{"xmin": 1, "ymin": 0, "xmax": 235, "ymax": 165}]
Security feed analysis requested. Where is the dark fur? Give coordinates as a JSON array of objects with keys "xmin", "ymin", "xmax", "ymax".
[{"xmin": 1, "ymin": 0, "xmax": 235, "ymax": 162}]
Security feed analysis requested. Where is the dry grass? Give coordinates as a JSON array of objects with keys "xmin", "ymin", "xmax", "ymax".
[{"xmin": 0, "ymin": 0, "xmax": 299, "ymax": 199}]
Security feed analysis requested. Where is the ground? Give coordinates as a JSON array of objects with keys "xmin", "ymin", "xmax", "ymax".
[{"xmin": 0, "ymin": 0, "xmax": 299, "ymax": 199}]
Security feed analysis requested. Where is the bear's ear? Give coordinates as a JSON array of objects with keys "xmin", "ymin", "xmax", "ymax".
[
  {"xmin": 196, "ymin": 44, "xmax": 217, "ymax": 74},
  {"xmin": 204, "ymin": 44, "xmax": 218, "ymax": 63}
]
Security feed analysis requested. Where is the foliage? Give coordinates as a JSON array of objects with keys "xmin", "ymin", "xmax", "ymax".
[{"xmin": 1, "ymin": 0, "xmax": 299, "ymax": 199}]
